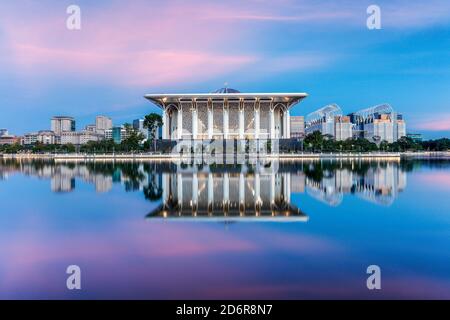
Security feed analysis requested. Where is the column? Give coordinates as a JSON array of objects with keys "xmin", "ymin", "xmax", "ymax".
[
  {"xmin": 254, "ymin": 105, "xmax": 260, "ymax": 140},
  {"xmin": 223, "ymin": 173, "xmax": 229, "ymax": 213},
  {"xmin": 239, "ymin": 173, "xmax": 245, "ymax": 216},
  {"xmin": 192, "ymin": 173, "xmax": 198, "ymax": 214},
  {"xmin": 269, "ymin": 108, "xmax": 275, "ymax": 139},
  {"xmin": 208, "ymin": 173, "xmax": 214, "ymax": 215},
  {"xmin": 162, "ymin": 108, "xmax": 167, "ymax": 139},
  {"xmin": 177, "ymin": 106, "xmax": 183, "ymax": 140},
  {"xmin": 192, "ymin": 105, "xmax": 198, "ymax": 140},
  {"xmin": 177, "ymin": 173, "xmax": 183, "ymax": 210},
  {"xmin": 286, "ymin": 109, "xmax": 291, "ymax": 139},
  {"xmin": 223, "ymin": 104, "xmax": 229, "ymax": 140},
  {"xmin": 207, "ymin": 105, "xmax": 213, "ymax": 139},
  {"xmin": 255, "ymin": 173, "xmax": 261, "ymax": 214},
  {"xmin": 239, "ymin": 107, "xmax": 244, "ymax": 139},
  {"xmin": 286, "ymin": 172, "xmax": 291, "ymax": 203},
  {"xmin": 270, "ymin": 172, "xmax": 275, "ymax": 205},
  {"xmin": 162, "ymin": 173, "xmax": 167, "ymax": 207}
]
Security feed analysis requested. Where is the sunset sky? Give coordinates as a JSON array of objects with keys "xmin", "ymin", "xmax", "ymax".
[{"xmin": 1, "ymin": 0, "xmax": 449, "ymax": 138}]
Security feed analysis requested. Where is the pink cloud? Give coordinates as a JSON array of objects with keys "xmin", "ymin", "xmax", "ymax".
[
  {"xmin": 0, "ymin": 1, "xmax": 259, "ymax": 88},
  {"xmin": 411, "ymin": 115, "xmax": 450, "ymax": 131},
  {"xmin": 2, "ymin": 0, "xmax": 448, "ymax": 91}
]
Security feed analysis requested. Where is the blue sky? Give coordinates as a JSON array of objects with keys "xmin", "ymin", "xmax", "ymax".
[{"xmin": 0, "ymin": 0, "xmax": 449, "ymax": 138}]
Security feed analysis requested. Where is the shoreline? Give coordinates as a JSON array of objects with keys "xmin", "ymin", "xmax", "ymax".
[{"xmin": 1, "ymin": 151, "xmax": 449, "ymax": 161}]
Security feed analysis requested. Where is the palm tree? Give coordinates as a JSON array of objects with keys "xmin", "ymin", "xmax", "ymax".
[{"xmin": 143, "ymin": 113, "xmax": 163, "ymax": 152}]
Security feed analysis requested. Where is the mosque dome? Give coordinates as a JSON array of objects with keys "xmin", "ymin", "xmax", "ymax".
[{"xmin": 212, "ymin": 87, "xmax": 241, "ymax": 94}]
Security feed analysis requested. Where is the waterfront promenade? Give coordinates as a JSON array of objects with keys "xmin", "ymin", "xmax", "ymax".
[{"xmin": 1, "ymin": 151, "xmax": 448, "ymax": 161}]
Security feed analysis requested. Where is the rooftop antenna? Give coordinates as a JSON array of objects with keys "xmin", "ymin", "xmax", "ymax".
[{"xmin": 224, "ymin": 81, "xmax": 228, "ymax": 89}]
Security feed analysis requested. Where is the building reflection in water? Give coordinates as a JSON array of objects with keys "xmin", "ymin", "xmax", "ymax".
[
  {"xmin": 147, "ymin": 163, "xmax": 306, "ymax": 221},
  {"xmin": 0, "ymin": 159, "xmax": 409, "ymax": 218}
]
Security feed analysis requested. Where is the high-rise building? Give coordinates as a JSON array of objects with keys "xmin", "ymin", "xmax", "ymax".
[
  {"xmin": 96, "ymin": 116, "xmax": 113, "ymax": 134},
  {"xmin": 290, "ymin": 116, "xmax": 305, "ymax": 139},
  {"xmin": 334, "ymin": 116, "xmax": 353, "ymax": 141},
  {"xmin": 349, "ymin": 104, "xmax": 406, "ymax": 143},
  {"xmin": 112, "ymin": 127, "xmax": 123, "ymax": 144},
  {"xmin": 133, "ymin": 119, "xmax": 149, "ymax": 140},
  {"xmin": 305, "ymin": 104, "xmax": 351, "ymax": 141},
  {"xmin": 51, "ymin": 116, "xmax": 75, "ymax": 135}
]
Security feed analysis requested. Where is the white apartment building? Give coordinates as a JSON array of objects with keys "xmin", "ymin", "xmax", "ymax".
[{"xmin": 51, "ymin": 116, "xmax": 75, "ymax": 135}]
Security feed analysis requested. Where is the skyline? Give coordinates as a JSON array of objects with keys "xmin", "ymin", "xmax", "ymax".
[{"xmin": 1, "ymin": 0, "xmax": 450, "ymax": 138}]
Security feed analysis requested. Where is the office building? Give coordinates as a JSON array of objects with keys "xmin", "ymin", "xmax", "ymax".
[
  {"xmin": 290, "ymin": 116, "xmax": 305, "ymax": 139},
  {"xmin": 51, "ymin": 116, "xmax": 75, "ymax": 135}
]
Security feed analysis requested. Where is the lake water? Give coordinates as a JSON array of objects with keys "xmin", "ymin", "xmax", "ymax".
[{"xmin": 0, "ymin": 158, "xmax": 449, "ymax": 299}]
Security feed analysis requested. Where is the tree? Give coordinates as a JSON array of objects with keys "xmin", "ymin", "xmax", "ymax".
[
  {"xmin": 121, "ymin": 124, "xmax": 144, "ymax": 152},
  {"xmin": 143, "ymin": 113, "xmax": 163, "ymax": 152},
  {"xmin": 304, "ymin": 131, "xmax": 324, "ymax": 152},
  {"xmin": 379, "ymin": 140, "xmax": 389, "ymax": 152}
]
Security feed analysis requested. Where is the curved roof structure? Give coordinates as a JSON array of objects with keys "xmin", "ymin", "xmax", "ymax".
[
  {"xmin": 305, "ymin": 103, "xmax": 342, "ymax": 126},
  {"xmin": 351, "ymin": 103, "xmax": 394, "ymax": 123}
]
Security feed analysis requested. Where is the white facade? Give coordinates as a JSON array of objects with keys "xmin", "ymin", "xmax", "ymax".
[
  {"xmin": 96, "ymin": 116, "xmax": 113, "ymax": 134},
  {"xmin": 290, "ymin": 116, "xmax": 305, "ymax": 138},
  {"xmin": 145, "ymin": 88, "xmax": 307, "ymax": 141},
  {"xmin": 85, "ymin": 124, "xmax": 97, "ymax": 133},
  {"xmin": 334, "ymin": 117, "xmax": 353, "ymax": 141},
  {"xmin": 51, "ymin": 116, "xmax": 75, "ymax": 135},
  {"xmin": 364, "ymin": 120, "xmax": 394, "ymax": 143},
  {"xmin": 23, "ymin": 133, "xmax": 38, "ymax": 145},
  {"xmin": 23, "ymin": 131, "xmax": 56, "ymax": 145},
  {"xmin": 105, "ymin": 129, "xmax": 113, "ymax": 140},
  {"xmin": 60, "ymin": 131, "xmax": 103, "ymax": 145},
  {"xmin": 397, "ymin": 121, "xmax": 406, "ymax": 140}
]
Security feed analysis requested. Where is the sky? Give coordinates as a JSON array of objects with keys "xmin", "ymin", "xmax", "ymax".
[{"xmin": 0, "ymin": 0, "xmax": 449, "ymax": 138}]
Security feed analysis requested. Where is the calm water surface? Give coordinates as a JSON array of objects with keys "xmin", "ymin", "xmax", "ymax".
[{"xmin": 0, "ymin": 158, "xmax": 449, "ymax": 299}]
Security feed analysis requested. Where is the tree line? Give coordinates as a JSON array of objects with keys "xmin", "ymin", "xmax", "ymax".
[
  {"xmin": 1, "ymin": 128, "xmax": 449, "ymax": 154},
  {"xmin": 302, "ymin": 131, "xmax": 449, "ymax": 152}
]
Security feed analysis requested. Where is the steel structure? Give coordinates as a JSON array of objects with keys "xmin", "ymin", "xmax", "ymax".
[
  {"xmin": 351, "ymin": 103, "xmax": 394, "ymax": 124},
  {"xmin": 305, "ymin": 103, "xmax": 342, "ymax": 128}
]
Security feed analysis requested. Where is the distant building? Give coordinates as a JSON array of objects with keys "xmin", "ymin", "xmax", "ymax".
[
  {"xmin": 23, "ymin": 131, "xmax": 56, "ymax": 145},
  {"xmin": 23, "ymin": 132, "xmax": 38, "ymax": 145},
  {"xmin": 133, "ymin": 119, "xmax": 149, "ymax": 140},
  {"xmin": 407, "ymin": 133, "xmax": 422, "ymax": 142},
  {"xmin": 349, "ymin": 104, "xmax": 406, "ymax": 143},
  {"xmin": 37, "ymin": 131, "xmax": 56, "ymax": 145},
  {"xmin": 305, "ymin": 104, "xmax": 352, "ymax": 141},
  {"xmin": 51, "ymin": 116, "xmax": 75, "ymax": 135},
  {"xmin": 112, "ymin": 127, "xmax": 125, "ymax": 144},
  {"xmin": 96, "ymin": 116, "xmax": 113, "ymax": 135},
  {"xmin": 290, "ymin": 116, "xmax": 305, "ymax": 139},
  {"xmin": 105, "ymin": 129, "xmax": 113, "ymax": 140},
  {"xmin": 85, "ymin": 124, "xmax": 97, "ymax": 133},
  {"xmin": 334, "ymin": 116, "xmax": 353, "ymax": 141},
  {"xmin": 0, "ymin": 129, "xmax": 8, "ymax": 137},
  {"xmin": 60, "ymin": 131, "xmax": 103, "ymax": 145},
  {"xmin": 0, "ymin": 135, "xmax": 21, "ymax": 145}
]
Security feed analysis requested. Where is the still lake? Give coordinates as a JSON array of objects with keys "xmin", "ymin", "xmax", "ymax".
[{"xmin": 0, "ymin": 158, "xmax": 449, "ymax": 299}]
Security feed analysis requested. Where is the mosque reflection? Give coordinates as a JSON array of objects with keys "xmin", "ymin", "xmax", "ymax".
[
  {"xmin": 149, "ymin": 168, "xmax": 306, "ymax": 221},
  {"xmin": 0, "ymin": 158, "xmax": 410, "ymax": 220}
]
